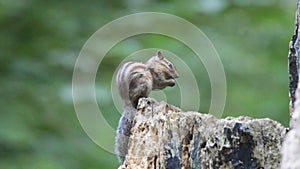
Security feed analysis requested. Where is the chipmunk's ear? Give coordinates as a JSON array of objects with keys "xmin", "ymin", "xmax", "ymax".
[{"xmin": 157, "ymin": 51, "xmax": 164, "ymax": 60}]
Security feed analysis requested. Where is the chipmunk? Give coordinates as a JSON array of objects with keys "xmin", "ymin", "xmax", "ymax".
[{"xmin": 115, "ymin": 51, "xmax": 179, "ymax": 163}]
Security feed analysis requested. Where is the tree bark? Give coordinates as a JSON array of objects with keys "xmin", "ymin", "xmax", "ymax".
[
  {"xmin": 281, "ymin": 79, "xmax": 300, "ymax": 169},
  {"xmin": 288, "ymin": 0, "xmax": 300, "ymax": 119},
  {"xmin": 118, "ymin": 98, "xmax": 286, "ymax": 169},
  {"xmin": 280, "ymin": 1, "xmax": 300, "ymax": 169}
]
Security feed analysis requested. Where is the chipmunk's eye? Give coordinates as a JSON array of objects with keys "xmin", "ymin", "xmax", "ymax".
[{"xmin": 168, "ymin": 63, "xmax": 173, "ymax": 69}]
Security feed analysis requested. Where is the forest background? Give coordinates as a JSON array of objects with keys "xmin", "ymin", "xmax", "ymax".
[{"xmin": 0, "ymin": 0, "xmax": 295, "ymax": 168}]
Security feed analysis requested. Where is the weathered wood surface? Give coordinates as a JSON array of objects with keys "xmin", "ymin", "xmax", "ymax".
[
  {"xmin": 118, "ymin": 98, "xmax": 286, "ymax": 169},
  {"xmin": 288, "ymin": 0, "xmax": 300, "ymax": 117},
  {"xmin": 280, "ymin": 1, "xmax": 300, "ymax": 167},
  {"xmin": 281, "ymin": 75, "xmax": 300, "ymax": 169}
]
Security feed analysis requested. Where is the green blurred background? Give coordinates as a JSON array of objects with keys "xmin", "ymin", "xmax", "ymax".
[{"xmin": 0, "ymin": 0, "xmax": 296, "ymax": 168}]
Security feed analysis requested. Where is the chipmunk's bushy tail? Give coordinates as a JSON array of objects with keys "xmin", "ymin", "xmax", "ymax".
[{"xmin": 115, "ymin": 107, "xmax": 136, "ymax": 163}]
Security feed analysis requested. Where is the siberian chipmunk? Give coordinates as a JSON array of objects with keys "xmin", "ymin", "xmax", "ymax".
[{"xmin": 115, "ymin": 51, "xmax": 179, "ymax": 163}]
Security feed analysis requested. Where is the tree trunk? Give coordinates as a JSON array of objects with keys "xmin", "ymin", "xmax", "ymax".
[
  {"xmin": 282, "ymin": 22, "xmax": 300, "ymax": 167},
  {"xmin": 289, "ymin": 0, "xmax": 300, "ymax": 120},
  {"xmin": 280, "ymin": 1, "xmax": 300, "ymax": 168},
  {"xmin": 281, "ymin": 80, "xmax": 300, "ymax": 169}
]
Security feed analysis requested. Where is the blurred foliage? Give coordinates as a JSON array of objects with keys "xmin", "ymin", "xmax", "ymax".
[{"xmin": 0, "ymin": 0, "xmax": 296, "ymax": 168}]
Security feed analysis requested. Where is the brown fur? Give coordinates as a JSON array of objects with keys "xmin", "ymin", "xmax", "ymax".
[{"xmin": 115, "ymin": 51, "xmax": 179, "ymax": 163}]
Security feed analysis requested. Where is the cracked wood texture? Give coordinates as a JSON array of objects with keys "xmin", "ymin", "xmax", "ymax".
[
  {"xmin": 289, "ymin": 0, "xmax": 300, "ymax": 116},
  {"xmin": 118, "ymin": 98, "xmax": 286, "ymax": 169}
]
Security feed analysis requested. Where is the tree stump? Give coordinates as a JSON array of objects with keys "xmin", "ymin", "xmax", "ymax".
[{"xmin": 118, "ymin": 98, "xmax": 286, "ymax": 169}]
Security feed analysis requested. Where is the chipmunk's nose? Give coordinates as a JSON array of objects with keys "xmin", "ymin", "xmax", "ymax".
[{"xmin": 173, "ymin": 70, "xmax": 179, "ymax": 78}]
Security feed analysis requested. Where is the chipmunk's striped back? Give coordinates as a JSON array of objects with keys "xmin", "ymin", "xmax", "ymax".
[{"xmin": 116, "ymin": 61, "xmax": 152, "ymax": 108}]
